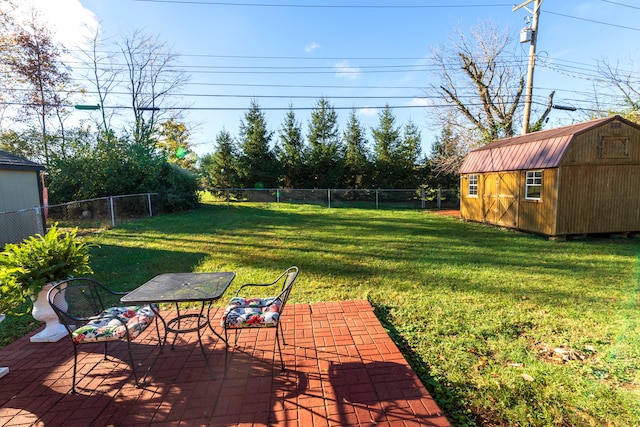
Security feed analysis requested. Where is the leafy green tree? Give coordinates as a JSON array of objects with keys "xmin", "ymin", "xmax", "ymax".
[
  {"xmin": 276, "ymin": 106, "xmax": 306, "ymax": 188},
  {"xmin": 158, "ymin": 118, "xmax": 196, "ymax": 170},
  {"xmin": 237, "ymin": 100, "xmax": 277, "ymax": 189},
  {"xmin": 0, "ymin": 129, "xmax": 40, "ymax": 160},
  {"xmin": 371, "ymin": 105, "xmax": 401, "ymax": 188},
  {"xmin": 343, "ymin": 109, "xmax": 371, "ymax": 188},
  {"xmin": 47, "ymin": 130, "xmax": 198, "ymax": 211},
  {"xmin": 200, "ymin": 129, "xmax": 240, "ymax": 190},
  {"xmin": 306, "ymin": 97, "xmax": 343, "ymax": 188}
]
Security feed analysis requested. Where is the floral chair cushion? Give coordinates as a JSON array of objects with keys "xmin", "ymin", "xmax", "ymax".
[
  {"xmin": 72, "ymin": 305, "xmax": 157, "ymax": 344},
  {"xmin": 222, "ymin": 297, "xmax": 283, "ymax": 329}
]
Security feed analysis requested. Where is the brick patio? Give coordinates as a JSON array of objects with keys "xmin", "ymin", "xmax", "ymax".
[{"xmin": 0, "ymin": 300, "xmax": 450, "ymax": 426}]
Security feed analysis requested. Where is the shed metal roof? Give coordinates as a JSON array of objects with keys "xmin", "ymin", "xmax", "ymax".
[
  {"xmin": 458, "ymin": 115, "xmax": 640, "ymax": 174},
  {"xmin": 0, "ymin": 150, "xmax": 44, "ymax": 172}
]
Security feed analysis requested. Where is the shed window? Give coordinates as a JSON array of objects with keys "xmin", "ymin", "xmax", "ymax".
[
  {"xmin": 468, "ymin": 174, "xmax": 478, "ymax": 197},
  {"xmin": 525, "ymin": 170, "xmax": 542, "ymax": 200}
]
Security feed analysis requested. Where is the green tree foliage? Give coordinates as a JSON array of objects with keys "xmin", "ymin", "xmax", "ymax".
[
  {"xmin": 158, "ymin": 118, "xmax": 196, "ymax": 170},
  {"xmin": 0, "ymin": 129, "xmax": 40, "ymax": 159},
  {"xmin": 306, "ymin": 97, "xmax": 344, "ymax": 188},
  {"xmin": 371, "ymin": 105, "xmax": 402, "ymax": 188},
  {"xmin": 343, "ymin": 109, "xmax": 371, "ymax": 188},
  {"xmin": 395, "ymin": 119, "xmax": 422, "ymax": 188},
  {"xmin": 276, "ymin": 106, "xmax": 306, "ymax": 188},
  {"xmin": 428, "ymin": 124, "xmax": 464, "ymax": 189},
  {"xmin": 237, "ymin": 100, "xmax": 277, "ymax": 189},
  {"xmin": 200, "ymin": 129, "xmax": 240, "ymax": 191},
  {"xmin": 47, "ymin": 130, "xmax": 199, "ymax": 211}
]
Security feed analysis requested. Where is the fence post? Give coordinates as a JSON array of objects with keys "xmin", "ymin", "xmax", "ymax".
[
  {"xmin": 437, "ymin": 189, "xmax": 441, "ymax": 209},
  {"xmin": 277, "ymin": 189, "xmax": 280, "ymax": 204},
  {"xmin": 327, "ymin": 189, "xmax": 331, "ymax": 209},
  {"xmin": 226, "ymin": 189, "xmax": 230, "ymax": 209},
  {"xmin": 109, "ymin": 196, "xmax": 115, "ymax": 227},
  {"xmin": 147, "ymin": 193, "xmax": 153, "ymax": 217},
  {"xmin": 376, "ymin": 189, "xmax": 379, "ymax": 209},
  {"xmin": 421, "ymin": 188, "xmax": 425, "ymax": 209}
]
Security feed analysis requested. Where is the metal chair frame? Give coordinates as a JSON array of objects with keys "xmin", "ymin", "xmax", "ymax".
[
  {"xmin": 47, "ymin": 277, "xmax": 160, "ymax": 393},
  {"xmin": 222, "ymin": 266, "xmax": 298, "ymax": 371}
]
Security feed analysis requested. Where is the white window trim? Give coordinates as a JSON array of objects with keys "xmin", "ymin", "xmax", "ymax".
[
  {"xmin": 468, "ymin": 174, "xmax": 478, "ymax": 197},
  {"xmin": 525, "ymin": 170, "xmax": 542, "ymax": 200}
]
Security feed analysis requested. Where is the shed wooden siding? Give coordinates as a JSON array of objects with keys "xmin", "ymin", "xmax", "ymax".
[
  {"xmin": 517, "ymin": 168, "xmax": 558, "ymax": 235},
  {"xmin": 557, "ymin": 164, "xmax": 640, "ymax": 234},
  {"xmin": 459, "ymin": 115, "xmax": 640, "ymax": 236},
  {"xmin": 461, "ymin": 169, "xmax": 558, "ymax": 235}
]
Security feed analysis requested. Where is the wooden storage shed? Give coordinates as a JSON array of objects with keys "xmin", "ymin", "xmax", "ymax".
[
  {"xmin": 0, "ymin": 150, "xmax": 46, "ymax": 248},
  {"xmin": 458, "ymin": 115, "xmax": 640, "ymax": 237}
]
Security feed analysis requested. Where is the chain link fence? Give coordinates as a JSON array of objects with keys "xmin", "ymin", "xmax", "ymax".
[
  {"xmin": 0, "ymin": 207, "xmax": 45, "ymax": 249},
  {"xmin": 0, "ymin": 193, "xmax": 161, "ymax": 249},
  {"xmin": 210, "ymin": 188, "xmax": 460, "ymax": 210}
]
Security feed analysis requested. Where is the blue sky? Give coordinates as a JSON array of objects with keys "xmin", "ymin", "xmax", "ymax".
[{"xmin": 22, "ymin": 0, "xmax": 640, "ymax": 157}]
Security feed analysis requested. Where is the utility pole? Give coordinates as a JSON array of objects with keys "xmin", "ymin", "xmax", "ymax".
[{"xmin": 514, "ymin": 0, "xmax": 542, "ymax": 134}]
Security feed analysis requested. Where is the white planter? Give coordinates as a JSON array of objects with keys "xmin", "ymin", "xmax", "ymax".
[
  {"xmin": 30, "ymin": 283, "xmax": 68, "ymax": 343},
  {"xmin": 0, "ymin": 314, "xmax": 8, "ymax": 378}
]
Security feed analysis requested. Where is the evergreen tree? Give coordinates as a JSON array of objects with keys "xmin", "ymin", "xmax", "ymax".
[
  {"xmin": 276, "ymin": 106, "xmax": 306, "ymax": 188},
  {"xmin": 371, "ymin": 105, "xmax": 401, "ymax": 188},
  {"xmin": 237, "ymin": 100, "xmax": 277, "ymax": 189},
  {"xmin": 397, "ymin": 119, "xmax": 422, "ymax": 187},
  {"xmin": 200, "ymin": 129, "xmax": 240, "ymax": 190},
  {"xmin": 428, "ymin": 124, "xmax": 462, "ymax": 189},
  {"xmin": 343, "ymin": 109, "xmax": 371, "ymax": 188},
  {"xmin": 306, "ymin": 97, "xmax": 343, "ymax": 188}
]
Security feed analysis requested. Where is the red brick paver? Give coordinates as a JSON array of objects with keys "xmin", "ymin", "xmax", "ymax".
[{"xmin": 0, "ymin": 301, "xmax": 450, "ymax": 426}]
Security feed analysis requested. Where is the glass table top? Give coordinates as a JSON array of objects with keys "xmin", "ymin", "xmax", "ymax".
[{"xmin": 121, "ymin": 272, "xmax": 236, "ymax": 304}]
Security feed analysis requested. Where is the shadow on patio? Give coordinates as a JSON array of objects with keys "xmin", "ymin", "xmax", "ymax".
[{"xmin": 0, "ymin": 300, "xmax": 450, "ymax": 426}]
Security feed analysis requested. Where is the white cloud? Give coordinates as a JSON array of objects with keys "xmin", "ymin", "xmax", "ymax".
[
  {"xmin": 12, "ymin": 0, "xmax": 100, "ymax": 50},
  {"xmin": 334, "ymin": 60, "xmax": 361, "ymax": 80},
  {"xmin": 410, "ymin": 97, "xmax": 429, "ymax": 107},
  {"xmin": 358, "ymin": 107, "xmax": 378, "ymax": 116},
  {"xmin": 304, "ymin": 42, "xmax": 320, "ymax": 53}
]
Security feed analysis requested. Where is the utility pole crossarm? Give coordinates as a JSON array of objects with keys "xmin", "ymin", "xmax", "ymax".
[{"xmin": 512, "ymin": 0, "xmax": 534, "ymax": 12}]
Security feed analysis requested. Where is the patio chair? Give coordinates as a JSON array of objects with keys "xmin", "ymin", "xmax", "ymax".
[
  {"xmin": 221, "ymin": 266, "xmax": 298, "ymax": 371},
  {"xmin": 47, "ymin": 278, "xmax": 160, "ymax": 393}
]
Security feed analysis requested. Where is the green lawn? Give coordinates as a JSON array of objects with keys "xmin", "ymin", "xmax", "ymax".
[{"xmin": 2, "ymin": 201, "xmax": 639, "ymax": 426}]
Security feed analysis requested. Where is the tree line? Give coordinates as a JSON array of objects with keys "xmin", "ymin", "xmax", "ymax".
[
  {"xmin": 1, "ymin": 2, "xmax": 637, "ymax": 209},
  {"xmin": 199, "ymin": 98, "xmax": 457, "ymax": 191}
]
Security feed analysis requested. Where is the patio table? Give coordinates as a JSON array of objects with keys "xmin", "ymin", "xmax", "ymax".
[{"xmin": 121, "ymin": 272, "xmax": 235, "ymax": 382}]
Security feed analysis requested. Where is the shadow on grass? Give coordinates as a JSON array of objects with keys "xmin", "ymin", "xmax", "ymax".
[{"xmin": 371, "ymin": 301, "xmax": 478, "ymax": 427}]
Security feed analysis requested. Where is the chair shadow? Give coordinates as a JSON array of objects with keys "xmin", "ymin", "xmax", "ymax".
[{"xmin": 0, "ymin": 308, "xmax": 446, "ymax": 426}]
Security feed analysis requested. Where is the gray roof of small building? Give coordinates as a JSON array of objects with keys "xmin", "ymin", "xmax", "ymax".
[
  {"xmin": 458, "ymin": 115, "xmax": 640, "ymax": 174},
  {"xmin": 0, "ymin": 150, "xmax": 44, "ymax": 172}
]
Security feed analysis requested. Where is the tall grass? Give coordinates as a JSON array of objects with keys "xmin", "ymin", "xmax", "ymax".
[{"xmin": 2, "ymin": 201, "xmax": 639, "ymax": 426}]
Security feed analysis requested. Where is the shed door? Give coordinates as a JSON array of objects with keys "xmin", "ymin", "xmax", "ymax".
[{"xmin": 482, "ymin": 172, "xmax": 518, "ymax": 227}]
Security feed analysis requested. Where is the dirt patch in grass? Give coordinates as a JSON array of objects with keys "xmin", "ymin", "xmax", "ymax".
[
  {"xmin": 429, "ymin": 209, "xmax": 461, "ymax": 218},
  {"xmin": 533, "ymin": 342, "xmax": 591, "ymax": 364}
]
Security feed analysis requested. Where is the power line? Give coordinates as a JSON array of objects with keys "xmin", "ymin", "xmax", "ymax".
[
  {"xmin": 133, "ymin": 0, "xmax": 512, "ymax": 9},
  {"xmin": 600, "ymin": 0, "xmax": 640, "ymax": 10},
  {"xmin": 543, "ymin": 10, "xmax": 640, "ymax": 31}
]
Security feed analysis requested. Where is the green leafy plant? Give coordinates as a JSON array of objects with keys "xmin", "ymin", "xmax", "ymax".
[
  {"xmin": 0, "ymin": 279, "xmax": 25, "ymax": 316},
  {"xmin": 0, "ymin": 224, "xmax": 94, "ymax": 306}
]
